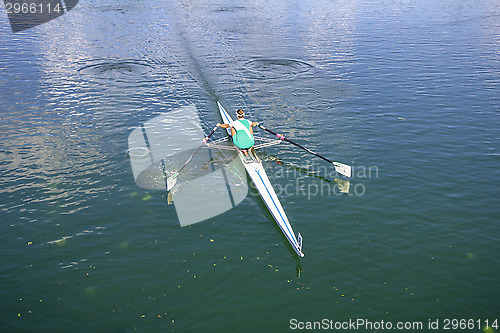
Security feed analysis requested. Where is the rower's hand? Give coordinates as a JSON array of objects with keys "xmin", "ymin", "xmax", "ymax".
[{"xmin": 217, "ymin": 123, "xmax": 222, "ymax": 127}]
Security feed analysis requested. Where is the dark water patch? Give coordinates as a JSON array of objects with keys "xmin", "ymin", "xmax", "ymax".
[
  {"xmin": 212, "ymin": 5, "xmax": 247, "ymax": 13},
  {"xmin": 244, "ymin": 58, "xmax": 314, "ymax": 80},
  {"xmin": 77, "ymin": 60, "xmax": 155, "ymax": 83}
]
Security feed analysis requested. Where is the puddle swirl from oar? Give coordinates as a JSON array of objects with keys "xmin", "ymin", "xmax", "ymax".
[
  {"xmin": 77, "ymin": 60, "xmax": 155, "ymax": 83},
  {"xmin": 244, "ymin": 58, "xmax": 314, "ymax": 80}
]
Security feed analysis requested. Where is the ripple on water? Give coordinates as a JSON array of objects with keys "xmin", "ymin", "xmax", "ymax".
[
  {"xmin": 244, "ymin": 58, "xmax": 314, "ymax": 80},
  {"xmin": 77, "ymin": 60, "xmax": 155, "ymax": 83},
  {"xmin": 292, "ymin": 87, "xmax": 321, "ymax": 97}
]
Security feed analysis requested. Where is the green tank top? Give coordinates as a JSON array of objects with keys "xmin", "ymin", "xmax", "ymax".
[{"xmin": 232, "ymin": 119, "xmax": 254, "ymax": 149}]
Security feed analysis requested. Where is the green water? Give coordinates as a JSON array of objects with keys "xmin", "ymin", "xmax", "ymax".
[{"xmin": 1, "ymin": 0, "xmax": 499, "ymax": 332}]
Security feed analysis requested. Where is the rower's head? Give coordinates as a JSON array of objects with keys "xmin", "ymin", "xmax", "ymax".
[{"xmin": 236, "ymin": 109, "xmax": 245, "ymax": 118}]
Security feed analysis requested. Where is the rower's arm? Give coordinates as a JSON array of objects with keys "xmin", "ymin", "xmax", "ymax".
[{"xmin": 217, "ymin": 123, "xmax": 230, "ymax": 128}]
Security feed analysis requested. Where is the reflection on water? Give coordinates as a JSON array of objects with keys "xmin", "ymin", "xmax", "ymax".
[{"xmin": 0, "ymin": 121, "xmax": 116, "ymax": 217}]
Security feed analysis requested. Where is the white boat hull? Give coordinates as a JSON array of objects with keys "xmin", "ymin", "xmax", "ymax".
[{"xmin": 217, "ymin": 102, "xmax": 304, "ymax": 257}]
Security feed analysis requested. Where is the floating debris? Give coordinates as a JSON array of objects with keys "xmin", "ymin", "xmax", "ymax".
[{"xmin": 48, "ymin": 236, "xmax": 72, "ymax": 246}]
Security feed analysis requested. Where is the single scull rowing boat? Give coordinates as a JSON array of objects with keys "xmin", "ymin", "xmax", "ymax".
[{"xmin": 217, "ymin": 102, "xmax": 304, "ymax": 257}]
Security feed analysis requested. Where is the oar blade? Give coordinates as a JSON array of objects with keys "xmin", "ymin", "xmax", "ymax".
[
  {"xmin": 333, "ymin": 162, "xmax": 351, "ymax": 178},
  {"xmin": 166, "ymin": 174, "xmax": 177, "ymax": 191}
]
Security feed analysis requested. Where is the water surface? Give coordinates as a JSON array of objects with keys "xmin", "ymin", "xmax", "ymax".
[{"xmin": 1, "ymin": 0, "xmax": 499, "ymax": 331}]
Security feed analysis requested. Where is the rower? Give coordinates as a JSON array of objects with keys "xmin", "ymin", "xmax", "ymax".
[{"xmin": 217, "ymin": 109, "xmax": 258, "ymax": 155}]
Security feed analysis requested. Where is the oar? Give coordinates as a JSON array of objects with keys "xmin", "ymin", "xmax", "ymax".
[
  {"xmin": 258, "ymin": 124, "xmax": 352, "ymax": 178},
  {"xmin": 166, "ymin": 125, "xmax": 218, "ymax": 191}
]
